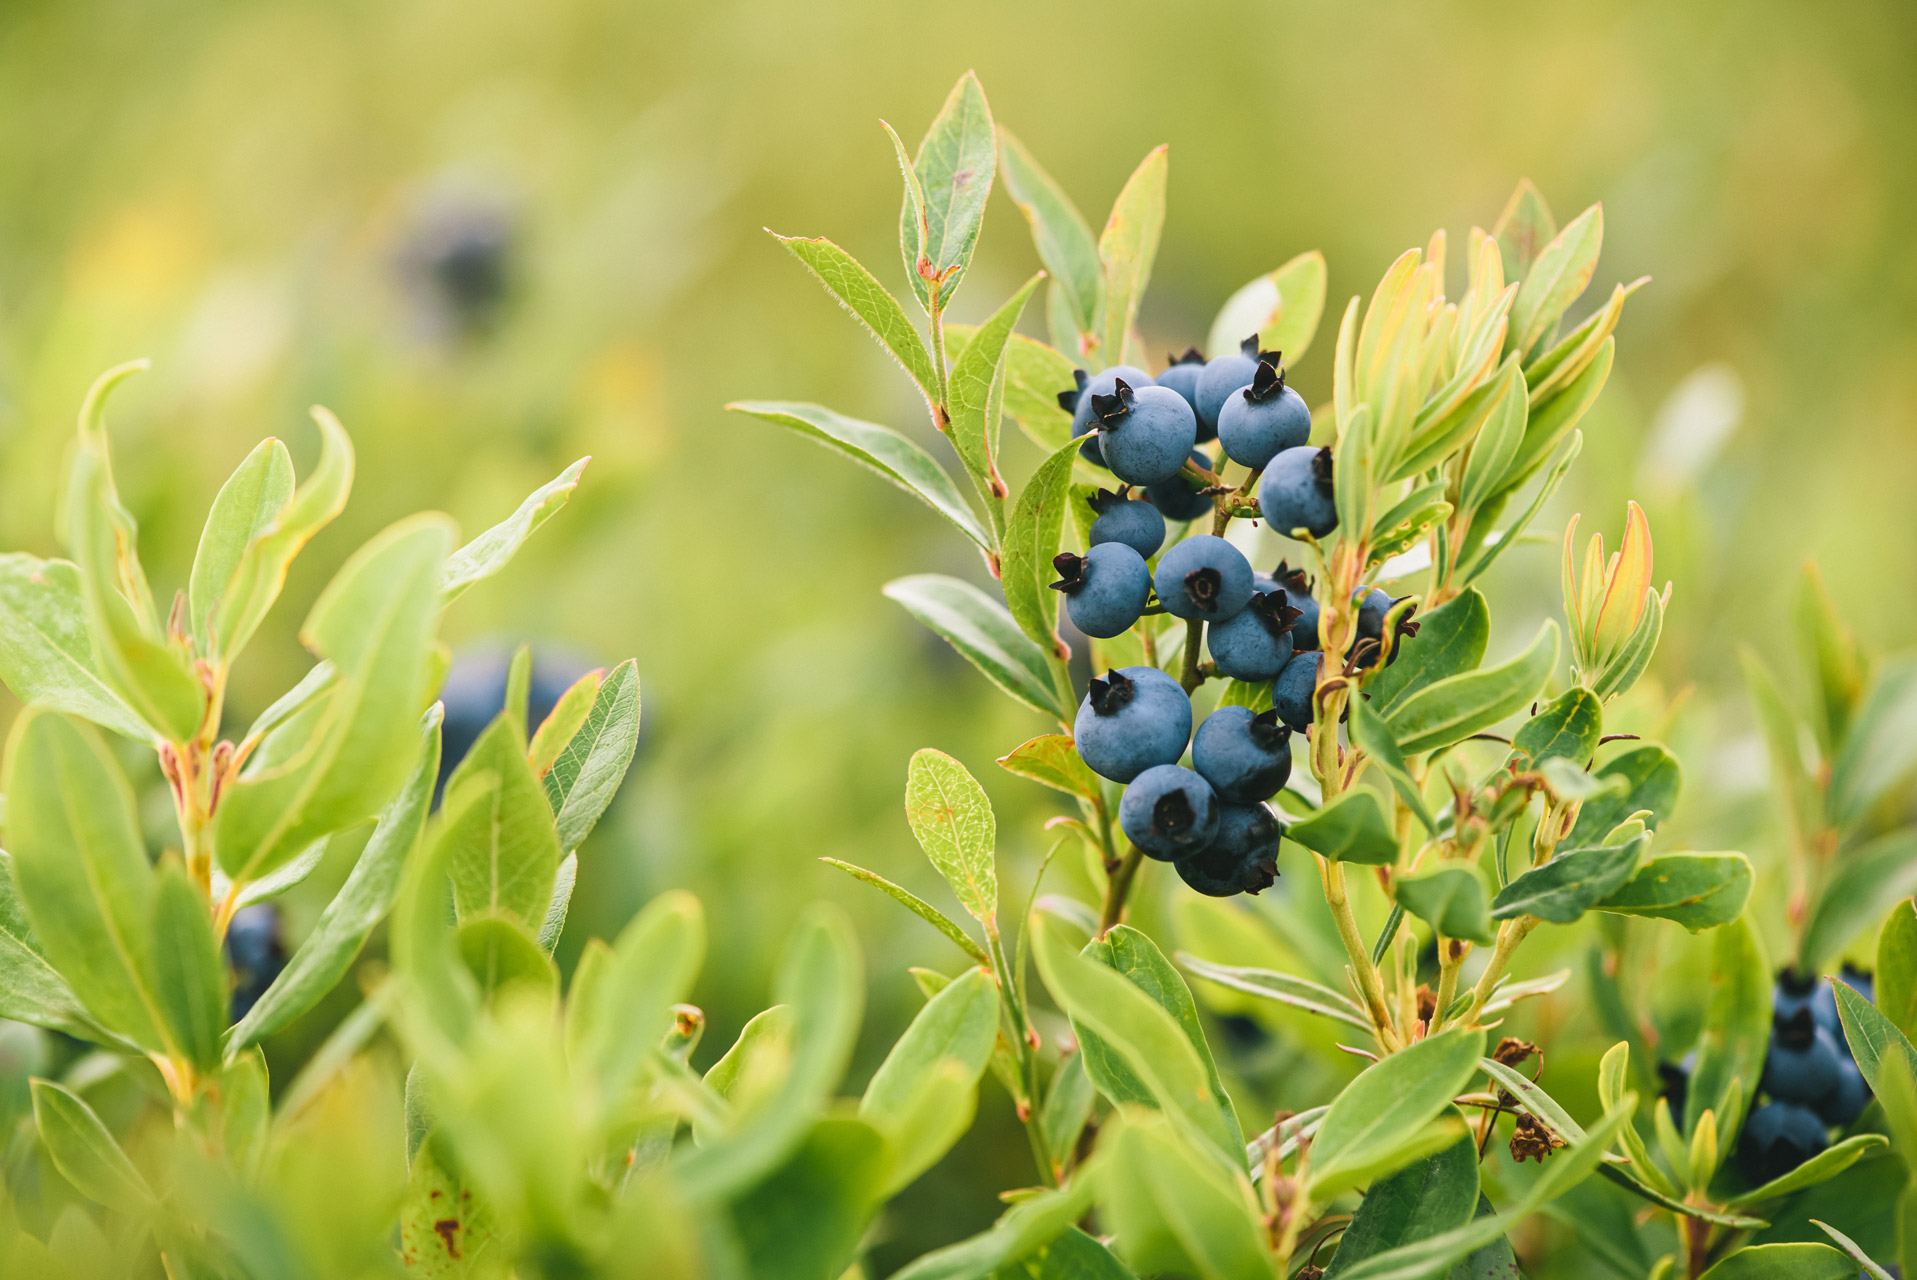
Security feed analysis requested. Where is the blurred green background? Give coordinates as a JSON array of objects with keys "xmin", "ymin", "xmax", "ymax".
[{"xmin": 0, "ymin": 0, "xmax": 1912, "ymax": 1269}]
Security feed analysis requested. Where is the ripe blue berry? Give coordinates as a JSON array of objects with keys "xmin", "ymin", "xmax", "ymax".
[
  {"xmin": 1092, "ymin": 380, "xmax": 1198, "ymax": 486},
  {"xmin": 1176, "ymin": 802, "xmax": 1281, "ymax": 896},
  {"xmin": 1217, "ymin": 351, "xmax": 1311, "ymax": 469},
  {"xmin": 1088, "ymin": 486, "xmax": 1166, "ymax": 559},
  {"xmin": 1058, "ymin": 365, "xmax": 1153, "ymax": 467},
  {"xmin": 1816, "ymin": 1057, "xmax": 1870, "ymax": 1127},
  {"xmin": 1761, "ymin": 1016, "xmax": 1844, "ymax": 1105},
  {"xmin": 1737, "ymin": 1102, "xmax": 1828, "ymax": 1185},
  {"xmin": 1273, "ymin": 650, "xmax": 1322, "ymax": 731},
  {"xmin": 1194, "ymin": 334, "xmax": 1260, "ymax": 436},
  {"xmin": 1120, "ymin": 764, "xmax": 1220, "ymax": 861},
  {"xmin": 1156, "ymin": 348, "xmax": 1210, "ymax": 437},
  {"xmin": 1207, "ymin": 591, "xmax": 1302, "ymax": 681},
  {"xmin": 1153, "ymin": 534, "xmax": 1254, "ymax": 621},
  {"xmin": 1074, "ymin": 666, "xmax": 1192, "ymax": 783},
  {"xmin": 1657, "ymin": 1055, "xmax": 1694, "ymax": 1130},
  {"xmin": 1049, "ymin": 545, "xmax": 1151, "ymax": 639},
  {"xmin": 1262, "ymin": 562, "xmax": 1321, "ymax": 650},
  {"xmin": 1146, "ymin": 449, "xmax": 1216, "ymax": 523},
  {"xmin": 226, "ymin": 904, "xmax": 286, "ymax": 1022},
  {"xmin": 1257, "ymin": 446, "xmax": 1338, "ymax": 539},
  {"xmin": 1192, "ymin": 705, "xmax": 1293, "ymax": 801},
  {"xmin": 1351, "ymin": 588, "xmax": 1420, "ymax": 669}
]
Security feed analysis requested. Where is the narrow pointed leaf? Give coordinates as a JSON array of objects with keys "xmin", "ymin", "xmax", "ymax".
[
  {"xmin": 1596, "ymin": 853, "xmax": 1753, "ymax": 932},
  {"xmin": 1207, "ymin": 251, "xmax": 1329, "ymax": 366},
  {"xmin": 0, "ymin": 554, "xmax": 151, "ymax": 742},
  {"xmin": 1363, "ymin": 588, "xmax": 1490, "ymax": 713},
  {"xmin": 1098, "ymin": 146, "xmax": 1168, "ymax": 361},
  {"xmin": 904, "ymin": 749, "xmax": 998, "ymax": 929},
  {"xmin": 1001, "ymin": 437, "xmax": 1082, "ymax": 652},
  {"xmin": 776, "ymin": 233, "xmax": 938, "ymax": 412},
  {"xmin": 819, "ymin": 857, "xmax": 987, "ymax": 964},
  {"xmin": 542, "ymin": 658, "xmax": 640, "ymax": 853},
  {"xmin": 441, "ymin": 457, "xmax": 589, "ymax": 603},
  {"xmin": 30, "ymin": 1080, "xmax": 156, "ymax": 1215},
  {"xmin": 1491, "ymin": 835, "xmax": 1646, "ymax": 923},
  {"xmin": 189, "ymin": 437, "xmax": 296, "ymax": 653},
  {"xmin": 884, "ymin": 574, "xmax": 1064, "ymax": 720},
  {"xmin": 999, "ymin": 128, "xmax": 1103, "ymax": 340},
  {"xmin": 900, "ymin": 71, "xmax": 996, "ymax": 310},
  {"xmin": 1384, "ymin": 621, "xmax": 1559, "ymax": 755}
]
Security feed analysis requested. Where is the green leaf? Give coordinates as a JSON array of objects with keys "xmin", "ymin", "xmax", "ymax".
[
  {"xmin": 1694, "ymin": 1244, "xmax": 1856, "ymax": 1280},
  {"xmin": 1322, "ymin": 1136, "xmax": 1479, "ymax": 1279},
  {"xmin": 998, "ymin": 735, "xmax": 1099, "ymax": 802},
  {"xmin": 456, "ymin": 914, "xmax": 559, "ymax": 1004},
  {"xmin": 1003, "ymin": 335, "xmax": 1082, "ymax": 452},
  {"xmin": 1796, "ymin": 562, "xmax": 1865, "ymax": 756},
  {"xmin": 949, "ymin": 274, "xmax": 1046, "ymax": 511},
  {"xmin": 890, "ymin": 1179, "xmax": 1098, "ymax": 1280},
  {"xmin": 1041, "ymin": 1052, "xmax": 1097, "ymax": 1174},
  {"xmin": 1097, "ymin": 1110, "xmax": 1273, "ymax": 1280},
  {"xmin": 0, "ymin": 555, "xmax": 151, "ymax": 742},
  {"xmin": 1492, "ymin": 180, "xmax": 1557, "ymax": 283},
  {"xmin": 188, "ymin": 438, "xmax": 296, "ymax": 657},
  {"xmin": 1285, "ymin": 788, "xmax": 1398, "ymax": 865},
  {"xmin": 1800, "ymin": 832, "xmax": 1917, "ymax": 974},
  {"xmin": 441, "ymin": 458, "xmax": 588, "ymax": 604},
  {"xmin": 730, "ymin": 402, "xmax": 993, "ymax": 553},
  {"xmin": 30, "ymin": 1080, "xmax": 155, "ymax": 1215},
  {"xmin": 1509, "ymin": 204, "xmax": 1602, "ymax": 354},
  {"xmin": 999, "ymin": 128, "xmax": 1103, "ymax": 342},
  {"xmin": 4, "ymin": 711, "xmax": 168, "ymax": 1053},
  {"xmin": 729, "ymin": 1116, "xmax": 889, "ymax": 1280},
  {"xmin": 1002, "ymin": 437, "xmax": 1083, "ymax": 652},
  {"xmin": 1394, "ymin": 868, "xmax": 1494, "ymax": 945},
  {"xmin": 905, "ymin": 749, "xmax": 999, "ymax": 930},
  {"xmin": 677, "ymin": 906, "xmax": 862, "ymax": 1199},
  {"xmin": 213, "ymin": 513, "xmax": 451, "ymax": 885},
  {"xmin": 1726, "ymin": 1134, "xmax": 1890, "ymax": 1207},
  {"xmin": 527, "ymin": 667, "xmax": 601, "ymax": 780},
  {"xmin": 1456, "ymin": 366, "xmax": 1528, "ymax": 523},
  {"xmin": 1348, "ymin": 695, "xmax": 1435, "ymax": 834},
  {"xmin": 1177, "ymin": 953, "xmax": 1373, "ymax": 1032},
  {"xmin": 776, "ymin": 233, "xmax": 938, "ymax": 412},
  {"xmin": 1596, "ymin": 853, "xmax": 1753, "ymax": 932},
  {"xmin": 885, "ymin": 574, "xmax": 1065, "ymax": 720},
  {"xmin": 209, "ymin": 405, "xmax": 355, "ymax": 667},
  {"xmin": 1030, "ymin": 913, "xmax": 1237, "ymax": 1161},
  {"xmin": 0, "ymin": 855, "xmax": 113, "ymax": 1043},
  {"xmin": 1833, "ymin": 978, "xmax": 1917, "ymax": 1095},
  {"xmin": 1591, "ymin": 586, "xmax": 1665, "ymax": 702},
  {"xmin": 1567, "ymin": 744, "xmax": 1682, "ymax": 845},
  {"xmin": 570, "ymin": 891, "xmax": 705, "ymax": 1116},
  {"xmin": 1490, "ymin": 835, "xmax": 1647, "ymax": 924},
  {"xmin": 1686, "ymin": 916, "xmax": 1770, "ymax": 1149},
  {"xmin": 861, "ymin": 966, "xmax": 1000, "ymax": 1193},
  {"xmin": 1459, "ymin": 429, "xmax": 1582, "ymax": 587},
  {"xmin": 1207, "ymin": 251, "xmax": 1330, "ymax": 366},
  {"xmin": 1829, "ymin": 657, "xmax": 1917, "ymax": 830},
  {"xmin": 1812, "ymin": 1220, "xmax": 1897, "ymax": 1280},
  {"xmin": 1514, "ymin": 687, "xmax": 1603, "ymax": 765},
  {"xmin": 1496, "ymin": 339, "xmax": 1612, "ymax": 499},
  {"xmin": 149, "ymin": 859, "xmax": 225, "ymax": 1071},
  {"xmin": 995, "ymin": 1229, "xmax": 1133, "ymax": 1280},
  {"xmin": 1363, "ymin": 589, "xmax": 1490, "ymax": 714},
  {"xmin": 1742, "ymin": 647, "xmax": 1822, "ymax": 843},
  {"xmin": 1307, "ymin": 1028, "xmax": 1484, "ymax": 1199},
  {"xmin": 1443, "ymin": 1197, "xmax": 1522, "ymax": 1280},
  {"xmin": 536, "ymin": 851, "xmax": 576, "ymax": 952},
  {"xmin": 900, "ymin": 71, "xmax": 996, "ymax": 311},
  {"xmin": 819, "ymin": 857, "xmax": 988, "ymax": 965},
  {"xmin": 1081, "ymin": 927, "xmax": 1243, "ymax": 1154},
  {"xmin": 541, "ymin": 657, "xmax": 640, "ymax": 854},
  {"xmin": 1098, "ymin": 146, "xmax": 1168, "ymax": 362},
  {"xmin": 1877, "ymin": 899, "xmax": 1917, "ymax": 1043},
  {"xmin": 437, "ymin": 714, "xmax": 561, "ymax": 927},
  {"xmin": 1384, "ymin": 621, "xmax": 1558, "ymax": 755},
  {"xmin": 1478, "ymin": 1057, "xmax": 1586, "ymax": 1144}
]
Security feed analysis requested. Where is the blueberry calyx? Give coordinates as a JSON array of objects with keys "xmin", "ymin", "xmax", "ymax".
[
  {"xmin": 1087, "ymin": 669, "xmax": 1137, "ymax": 717},
  {"xmin": 1247, "ymin": 590, "xmax": 1304, "ymax": 640},
  {"xmin": 1242, "ymin": 350, "xmax": 1288, "ymax": 403},
  {"xmin": 1248, "ymin": 708, "xmax": 1290, "ymax": 750},
  {"xmin": 1088, "ymin": 485, "xmax": 1134, "ymax": 515},
  {"xmin": 1271, "ymin": 561, "xmax": 1312, "ymax": 595},
  {"xmin": 1049, "ymin": 552, "xmax": 1089, "ymax": 594},
  {"xmin": 1168, "ymin": 346, "xmax": 1205, "ymax": 366},
  {"xmin": 1310, "ymin": 446, "xmax": 1335, "ymax": 495},
  {"xmin": 1090, "ymin": 378, "xmax": 1138, "ymax": 425},
  {"xmin": 1152, "ymin": 789, "xmax": 1199, "ymax": 838},
  {"xmin": 1184, "ymin": 566, "xmax": 1226, "ymax": 614},
  {"xmin": 1055, "ymin": 367, "xmax": 1090, "ymax": 413},
  {"xmin": 1237, "ymin": 333, "xmax": 1260, "ymax": 359},
  {"xmin": 1774, "ymin": 1005, "xmax": 1818, "ymax": 1049}
]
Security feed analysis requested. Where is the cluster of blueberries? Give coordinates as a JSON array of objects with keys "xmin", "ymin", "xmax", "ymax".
[{"xmin": 1727, "ymin": 968, "xmax": 1877, "ymax": 1183}]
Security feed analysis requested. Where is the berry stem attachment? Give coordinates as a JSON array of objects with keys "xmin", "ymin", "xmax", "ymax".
[
  {"xmin": 1099, "ymin": 844, "xmax": 1146, "ymax": 936},
  {"xmin": 1179, "ymin": 618, "xmax": 1206, "ymax": 693}
]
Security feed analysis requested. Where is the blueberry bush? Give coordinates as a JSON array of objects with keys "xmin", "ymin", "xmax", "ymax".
[{"xmin": 0, "ymin": 69, "xmax": 1910, "ymax": 1280}]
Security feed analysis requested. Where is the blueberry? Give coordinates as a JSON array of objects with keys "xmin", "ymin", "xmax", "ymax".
[
  {"xmin": 1263, "ymin": 562, "xmax": 1321, "ymax": 650},
  {"xmin": 1120, "ymin": 764, "xmax": 1220, "ymax": 861},
  {"xmin": 1257, "ymin": 446, "xmax": 1338, "ymax": 540},
  {"xmin": 1351, "ymin": 588, "xmax": 1420, "ymax": 669},
  {"xmin": 1074, "ymin": 667, "xmax": 1192, "ymax": 783},
  {"xmin": 438, "ymin": 646, "xmax": 595, "ymax": 796},
  {"xmin": 1153, "ymin": 534, "xmax": 1254, "ymax": 621},
  {"xmin": 400, "ymin": 189, "xmax": 514, "ymax": 339},
  {"xmin": 1049, "ymin": 545, "xmax": 1151, "ymax": 639},
  {"xmin": 1176, "ymin": 802, "xmax": 1281, "ymax": 896},
  {"xmin": 1273, "ymin": 650, "xmax": 1322, "ymax": 731},
  {"xmin": 1092, "ymin": 380, "xmax": 1198, "ymax": 486},
  {"xmin": 1145, "ymin": 449, "xmax": 1216, "ymax": 523},
  {"xmin": 1657, "ymin": 1056, "xmax": 1693, "ymax": 1131},
  {"xmin": 1816, "ymin": 1056, "xmax": 1870, "ymax": 1127},
  {"xmin": 1217, "ymin": 351, "xmax": 1311, "ymax": 470},
  {"xmin": 1088, "ymin": 486, "xmax": 1166, "ymax": 559},
  {"xmin": 1192, "ymin": 705, "xmax": 1293, "ymax": 802},
  {"xmin": 225, "ymin": 904, "xmax": 286, "ymax": 1022},
  {"xmin": 1059, "ymin": 365, "xmax": 1155, "ymax": 468},
  {"xmin": 1194, "ymin": 335, "xmax": 1260, "ymax": 437},
  {"xmin": 1156, "ymin": 348, "xmax": 1210, "ymax": 437},
  {"xmin": 1737, "ymin": 1102, "xmax": 1829, "ymax": 1185},
  {"xmin": 1207, "ymin": 591, "xmax": 1303, "ymax": 681},
  {"xmin": 1761, "ymin": 1017, "xmax": 1844, "ymax": 1105}
]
